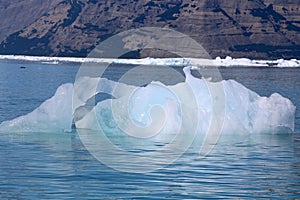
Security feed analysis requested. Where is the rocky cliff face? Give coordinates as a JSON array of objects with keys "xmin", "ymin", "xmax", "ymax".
[{"xmin": 0, "ymin": 0, "xmax": 299, "ymax": 59}]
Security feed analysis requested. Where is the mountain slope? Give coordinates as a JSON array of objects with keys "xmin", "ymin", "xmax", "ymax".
[
  {"xmin": 0, "ymin": 0, "xmax": 62, "ymax": 42},
  {"xmin": 0, "ymin": 0, "xmax": 299, "ymax": 59}
]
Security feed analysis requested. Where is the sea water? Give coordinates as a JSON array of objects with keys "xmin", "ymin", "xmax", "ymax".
[{"xmin": 0, "ymin": 60, "xmax": 299, "ymax": 199}]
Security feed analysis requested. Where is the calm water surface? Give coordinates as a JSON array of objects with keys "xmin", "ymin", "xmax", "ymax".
[{"xmin": 0, "ymin": 61, "xmax": 299, "ymax": 199}]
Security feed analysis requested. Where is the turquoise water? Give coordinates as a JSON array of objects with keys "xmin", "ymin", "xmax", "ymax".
[{"xmin": 0, "ymin": 61, "xmax": 299, "ymax": 199}]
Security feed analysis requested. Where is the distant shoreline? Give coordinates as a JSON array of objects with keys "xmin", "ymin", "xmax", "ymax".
[{"xmin": 0, "ymin": 55, "xmax": 299, "ymax": 68}]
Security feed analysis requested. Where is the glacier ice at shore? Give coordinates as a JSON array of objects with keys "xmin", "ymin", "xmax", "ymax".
[
  {"xmin": 0, "ymin": 55, "xmax": 300, "ymax": 67},
  {"xmin": 0, "ymin": 67, "xmax": 295, "ymax": 135}
]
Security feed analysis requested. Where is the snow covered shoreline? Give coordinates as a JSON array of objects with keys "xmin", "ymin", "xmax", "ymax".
[{"xmin": 0, "ymin": 54, "xmax": 299, "ymax": 68}]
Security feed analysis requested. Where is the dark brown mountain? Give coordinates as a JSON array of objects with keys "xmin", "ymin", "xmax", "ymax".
[
  {"xmin": 0, "ymin": 0, "xmax": 62, "ymax": 42},
  {"xmin": 0, "ymin": 0, "xmax": 299, "ymax": 59}
]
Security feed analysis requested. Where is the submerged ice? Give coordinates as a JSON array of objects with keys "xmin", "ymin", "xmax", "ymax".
[{"xmin": 0, "ymin": 67, "xmax": 296, "ymax": 135}]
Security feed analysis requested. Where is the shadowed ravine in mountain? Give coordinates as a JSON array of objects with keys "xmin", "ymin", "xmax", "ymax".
[{"xmin": 0, "ymin": 0, "xmax": 299, "ymax": 59}]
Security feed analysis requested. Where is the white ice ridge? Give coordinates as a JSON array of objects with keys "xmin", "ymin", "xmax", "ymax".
[
  {"xmin": 0, "ymin": 55, "xmax": 300, "ymax": 67},
  {"xmin": 0, "ymin": 67, "xmax": 296, "ymax": 134}
]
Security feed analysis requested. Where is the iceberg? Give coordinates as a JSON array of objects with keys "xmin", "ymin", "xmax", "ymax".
[
  {"xmin": 0, "ymin": 67, "xmax": 295, "ymax": 135},
  {"xmin": 0, "ymin": 83, "xmax": 73, "ymax": 133}
]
